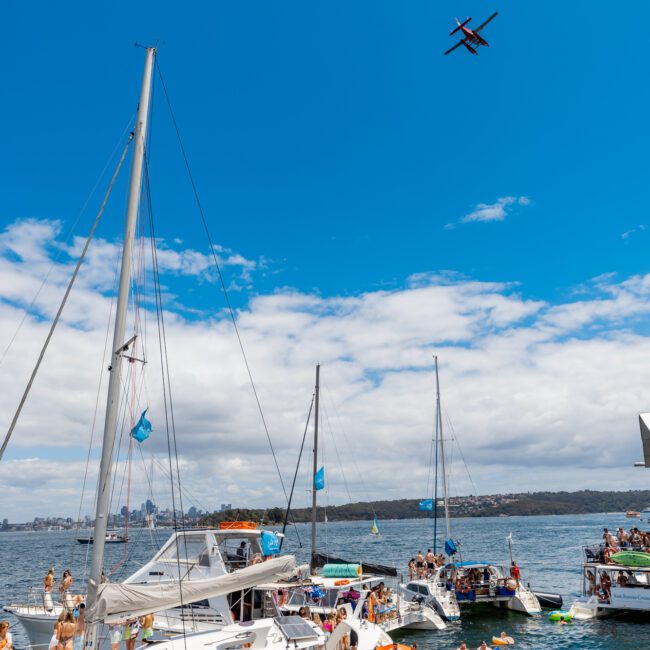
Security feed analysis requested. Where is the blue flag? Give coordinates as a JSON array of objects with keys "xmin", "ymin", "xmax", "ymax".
[
  {"xmin": 130, "ymin": 409, "xmax": 152, "ymax": 443},
  {"xmin": 314, "ymin": 466, "xmax": 325, "ymax": 491},
  {"xmin": 260, "ymin": 531, "xmax": 281, "ymax": 556},
  {"xmin": 445, "ymin": 539, "xmax": 458, "ymax": 556},
  {"xmin": 419, "ymin": 499, "xmax": 433, "ymax": 511}
]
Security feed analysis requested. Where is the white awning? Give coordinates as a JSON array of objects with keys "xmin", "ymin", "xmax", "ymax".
[{"xmin": 87, "ymin": 555, "xmax": 296, "ymax": 624}]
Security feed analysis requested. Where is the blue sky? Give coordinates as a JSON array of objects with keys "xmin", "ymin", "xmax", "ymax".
[
  {"xmin": 3, "ymin": 1, "xmax": 649, "ymax": 306},
  {"xmin": 3, "ymin": 2, "xmax": 650, "ymax": 519}
]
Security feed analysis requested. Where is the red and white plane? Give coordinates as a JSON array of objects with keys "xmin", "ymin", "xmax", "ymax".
[{"xmin": 444, "ymin": 12, "xmax": 498, "ymax": 56}]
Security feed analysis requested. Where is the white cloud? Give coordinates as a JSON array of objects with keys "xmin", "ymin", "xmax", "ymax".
[
  {"xmin": 621, "ymin": 224, "xmax": 647, "ymax": 240},
  {"xmin": 1, "ymin": 218, "xmax": 650, "ymax": 521},
  {"xmin": 458, "ymin": 196, "xmax": 530, "ymax": 225}
]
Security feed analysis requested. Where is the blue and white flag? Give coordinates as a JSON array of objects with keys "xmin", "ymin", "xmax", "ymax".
[
  {"xmin": 130, "ymin": 409, "xmax": 152, "ymax": 443},
  {"xmin": 314, "ymin": 466, "xmax": 325, "ymax": 491},
  {"xmin": 418, "ymin": 499, "xmax": 433, "ymax": 511},
  {"xmin": 260, "ymin": 531, "xmax": 281, "ymax": 556}
]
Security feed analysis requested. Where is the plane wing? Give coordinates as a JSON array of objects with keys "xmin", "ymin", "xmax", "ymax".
[
  {"xmin": 444, "ymin": 39, "xmax": 464, "ymax": 56},
  {"xmin": 474, "ymin": 11, "xmax": 498, "ymax": 33}
]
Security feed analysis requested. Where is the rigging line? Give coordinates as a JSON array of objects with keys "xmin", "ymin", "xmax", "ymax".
[
  {"xmin": 144, "ymin": 153, "xmax": 191, "ymax": 644},
  {"xmin": 0, "ymin": 113, "xmax": 135, "ymax": 370},
  {"xmin": 280, "ymin": 394, "xmax": 314, "ymax": 548},
  {"xmin": 320, "ymin": 384, "xmax": 375, "ymax": 514},
  {"xmin": 143, "ymin": 149, "xmax": 190, "ymax": 555},
  {"xmin": 154, "ymin": 61, "xmax": 293, "ymax": 512},
  {"xmin": 0, "ymin": 133, "xmax": 134, "ymax": 462},
  {"xmin": 149, "ymin": 456, "xmax": 211, "ymax": 514},
  {"xmin": 320, "ymin": 400, "xmax": 353, "ymax": 504},
  {"xmin": 69, "ymin": 254, "xmax": 120, "ymax": 569},
  {"xmin": 443, "ymin": 407, "xmax": 477, "ymax": 496}
]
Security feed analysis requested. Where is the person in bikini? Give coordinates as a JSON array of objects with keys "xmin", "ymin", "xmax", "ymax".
[
  {"xmin": 44, "ymin": 568, "xmax": 55, "ymax": 610},
  {"xmin": 49, "ymin": 613, "xmax": 66, "ymax": 650},
  {"xmin": 57, "ymin": 612, "xmax": 75, "ymax": 650},
  {"xmin": 408, "ymin": 558, "xmax": 416, "ymax": 580},
  {"xmin": 59, "ymin": 570, "xmax": 73, "ymax": 610}
]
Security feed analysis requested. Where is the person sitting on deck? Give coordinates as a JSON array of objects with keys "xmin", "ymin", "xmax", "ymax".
[{"xmin": 236, "ymin": 541, "xmax": 248, "ymax": 566}]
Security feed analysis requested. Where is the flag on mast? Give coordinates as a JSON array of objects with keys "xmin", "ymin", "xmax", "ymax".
[
  {"xmin": 130, "ymin": 409, "xmax": 152, "ymax": 443},
  {"xmin": 314, "ymin": 466, "xmax": 325, "ymax": 491}
]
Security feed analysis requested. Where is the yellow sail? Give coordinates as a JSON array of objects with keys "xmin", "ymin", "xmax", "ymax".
[{"xmin": 371, "ymin": 516, "xmax": 379, "ymax": 535}]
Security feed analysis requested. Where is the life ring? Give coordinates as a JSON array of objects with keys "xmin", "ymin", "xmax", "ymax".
[
  {"xmin": 334, "ymin": 579, "xmax": 351, "ymax": 586},
  {"xmin": 492, "ymin": 637, "xmax": 514, "ymax": 646}
]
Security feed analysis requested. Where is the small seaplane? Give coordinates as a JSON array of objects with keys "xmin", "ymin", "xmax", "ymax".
[{"xmin": 444, "ymin": 12, "xmax": 498, "ymax": 56}]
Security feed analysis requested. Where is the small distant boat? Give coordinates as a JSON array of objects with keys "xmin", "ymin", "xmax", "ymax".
[
  {"xmin": 371, "ymin": 516, "xmax": 380, "ymax": 536},
  {"xmin": 76, "ymin": 530, "xmax": 127, "ymax": 544},
  {"xmin": 626, "ymin": 510, "xmax": 641, "ymax": 518}
]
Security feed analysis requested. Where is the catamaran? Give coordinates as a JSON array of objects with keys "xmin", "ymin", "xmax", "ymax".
[{"xmin": 400, "ymin": 356, "xmax": 541, "ymax": 620}]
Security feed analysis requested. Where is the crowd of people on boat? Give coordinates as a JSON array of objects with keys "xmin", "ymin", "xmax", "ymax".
[
  {"xmin": 603, "ymin": 526, "xmax": 650, "ymax": 550},
  {"xmin": 297, "ymin": 606, "xmax": 357, "ymax": 650},
  {"xmin": 408, "ymin": 550, "xmax": 445, "ymax": 579}
]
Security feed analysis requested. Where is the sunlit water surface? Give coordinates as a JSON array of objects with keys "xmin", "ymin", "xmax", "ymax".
[{"xmin": 1, "ymin": 514, "xmax": 649, "ymax": 649}]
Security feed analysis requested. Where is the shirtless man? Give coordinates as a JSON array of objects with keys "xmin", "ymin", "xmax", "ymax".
[
  {"xmin": 415, "ymin": 550, "xmax": 425, "ymax": 579},
  {"xmin": 425, "ymin": 549, "xmax": 435, "ymax": 577}
]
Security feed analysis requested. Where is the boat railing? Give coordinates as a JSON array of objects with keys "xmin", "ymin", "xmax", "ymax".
[
  {"xmin": 583, "ymin": 543, "xmax": 649, "ymax": 563},
  {"xmin": 2, "ymin": 585, "xmax": 86, "ymax": 613}
]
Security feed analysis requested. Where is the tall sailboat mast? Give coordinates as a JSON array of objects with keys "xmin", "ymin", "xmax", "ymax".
[
  {"xmin": 87, "ymin": 47, "xmax": 156, "ymax": 606},
  {"xmin": 310, "ymin": 364, "xmax": 320, "ymax": 567},
  {"xmin": 434, "ymin": 356, "xmax": 452, "ymax": 541},
  {"xmin": 432, "ymin": 356, "xmax": 440, "ymax": 553}
]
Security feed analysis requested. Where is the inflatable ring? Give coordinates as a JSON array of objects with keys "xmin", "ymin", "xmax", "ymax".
[
  {"xmin": 334, "ymin": 579, "xmax": 351, "ymax": 586},
  {"xmin": 492, "ymin": 637, "xmax": 514, "ymax": 646}
]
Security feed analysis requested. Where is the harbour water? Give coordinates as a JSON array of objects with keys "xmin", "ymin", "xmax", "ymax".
[{"xmin": 1, "ymin": 513, "xmax": 649, "ymax": 649}]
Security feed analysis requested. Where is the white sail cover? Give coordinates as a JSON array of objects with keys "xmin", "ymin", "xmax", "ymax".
[
  {"xmin": 640, "ymin": 413, "xmax": 650, "ymax": 467},
  {"xmin": 87, "ymin": 555, "xmax": 296, "ymax": 624}
]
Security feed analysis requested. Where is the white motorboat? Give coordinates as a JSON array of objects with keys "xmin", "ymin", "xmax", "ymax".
[{"xmin": 570, "ymin": 544, "xmax": 650, "ymax": 619}]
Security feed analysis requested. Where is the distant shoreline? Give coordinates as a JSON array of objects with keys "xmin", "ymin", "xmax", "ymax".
[
  {"xmin": 5, "ymin": 489, "xmax": 649, "ymax": 530},
  {"xmin": 200, "ymin": 489, "xmax": 650, "ymax": 526}
]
